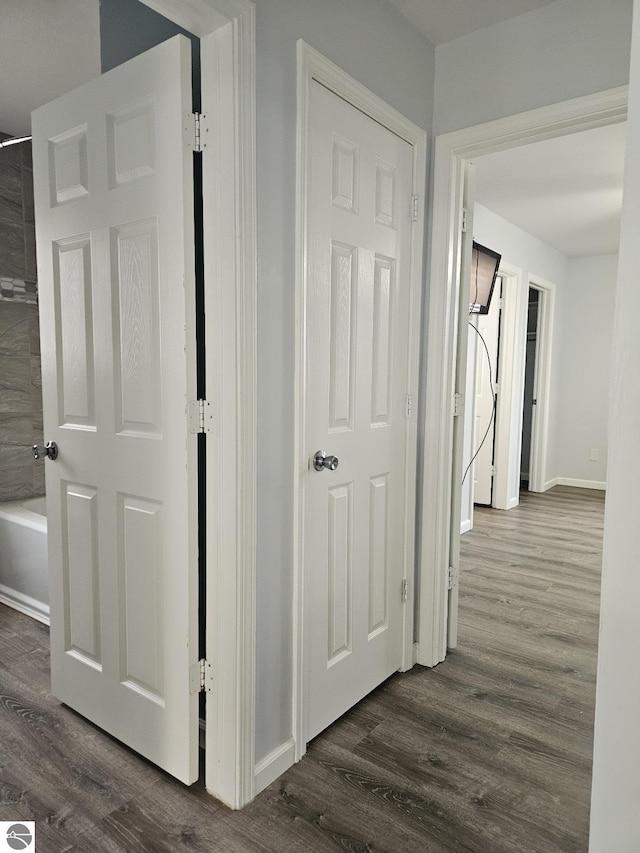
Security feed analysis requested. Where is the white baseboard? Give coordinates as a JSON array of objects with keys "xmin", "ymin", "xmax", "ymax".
[
  {"xmin": 254, "ymin": 737, "xmax": 296, "ymax": 794},
  {"xmin": 0, "ymin": 585, "xmax": 49, "ymax": 625},
  {"xmin": 555, "ymin": 477, "xmax": 606, "ymax": 491},
  {"xmin": 542, "ymin": 477, "xmax": 559, "ymax": 492},
  {"xmin": 460, "ymin": 518, "xmax": 472, "ymax": 534}
]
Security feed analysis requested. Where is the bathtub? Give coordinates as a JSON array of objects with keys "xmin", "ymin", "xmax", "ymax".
[{"xmin": 0, "ymin": 496, "xmax": 49, "ymax": 624}]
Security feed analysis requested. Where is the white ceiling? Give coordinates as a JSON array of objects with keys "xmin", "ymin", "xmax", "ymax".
[
  {"xmin": 0, "ymin": 0, "xmax": 565, "ymax": 137},
  {"xmin": 474, "ymin": 122, "xmax": 626, "ymax": 259},
  {"xmin": 0, "ymin": 0, "xmax": 627, "ymax": 261},
  {"xmin": 0, "ymin": 0, "xmax": 100, "ymax": 137},
  {"xmin": 388, "ymin": 0, "xmax": 557, "ymax": 45}
]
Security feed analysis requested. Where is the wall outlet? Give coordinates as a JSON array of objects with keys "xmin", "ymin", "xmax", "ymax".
[{"xmin": 590, "ymin": 448, "xmax": 599, "ymax": 462}]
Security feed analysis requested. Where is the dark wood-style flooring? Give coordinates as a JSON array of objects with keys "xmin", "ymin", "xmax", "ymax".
[{"xmin": 0, "ymin": 486, "xmax": 603, "ymax": 851}]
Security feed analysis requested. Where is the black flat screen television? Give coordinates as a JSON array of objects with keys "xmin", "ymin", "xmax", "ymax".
[{"xmin": 469, "ymin": 241, "xmax": 501, "ymax": 315}]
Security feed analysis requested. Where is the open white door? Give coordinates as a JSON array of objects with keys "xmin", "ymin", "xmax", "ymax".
[
  {"xmin": 447, "ymin": 164, "xmax": 475, "ymax": 650},
  {"xmin": 472, "ymin": 277, "xmax": 501, "ymax": 505},
  {"xmin": 32, "ymin": 36, "xmax": 199, "ymax": 784}
]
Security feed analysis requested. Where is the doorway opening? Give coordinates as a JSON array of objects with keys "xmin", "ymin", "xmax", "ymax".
[
  {"xmin": 418, "ymin": 86, "xmax": 627, "ymax": 668},
  {"xmin": 0, "ymin": 0, "xmax": 257, "ymax": 810},
  {"xmin": 293, "ymin": 41, "xmax": 427, "ymax": 761},
  {"xmin": 521, "ymin": 287, "xmax": 539, "ymax": 490}
]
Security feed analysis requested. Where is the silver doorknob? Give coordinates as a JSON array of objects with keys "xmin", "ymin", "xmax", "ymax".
[
  {"xmin": 33, "ymin": 441, "xmax": 58, "ymax": 461},
  {"xmin": 313, "ymin": 450, "xmax": 339, "ymax": 472}
]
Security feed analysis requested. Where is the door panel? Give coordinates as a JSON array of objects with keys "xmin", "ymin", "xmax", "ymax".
[
  {"xmin": 473, "ymin": 277, "xmax": 501, "ymax": 505},
  {"xmin": 32, "ymin": 35, "xmax": 199, "ymax": 784},
  {"xmin": 304, "ymin": 81, "xmax": 413, "ymax": 741}
]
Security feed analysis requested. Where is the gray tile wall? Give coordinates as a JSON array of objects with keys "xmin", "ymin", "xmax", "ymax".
[{"xmin": 0, "ymin": 135, "xmax": 43, "ymax": 502}]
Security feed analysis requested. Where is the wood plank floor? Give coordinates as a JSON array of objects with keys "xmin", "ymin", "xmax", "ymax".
[{"xmin": 0, "ymin": 486, "xmax": 603, "ymax": 851}]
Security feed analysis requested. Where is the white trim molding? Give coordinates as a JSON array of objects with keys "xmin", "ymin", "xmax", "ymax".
[
  {"xmin": 554, "ymin": 478, "xmax": 607, "ymax": 491},
  {"xmin": 527, "ymin": 275, "xmax": 556, "ymax": 495},
  {"xmin": 293, "ymin": 41, "xmax": 427, "ymax": 762},
  {"xmin": 141, "ymin": 0, "xmax": 257, "ymax": 810},
  {"xmin": 417, "ymin": 86, "xmax": 628, "ymax": 668},
  {"xmin": 254, "ymin": 737, "xmax": 296, "ymax": 795},
  {"xmin": 492, "ymin": 262, "xmax": 524, "ymax": 511},
  {"xmin": 0, "ymin": 584, "xmax": 49, "ymax": 626}
]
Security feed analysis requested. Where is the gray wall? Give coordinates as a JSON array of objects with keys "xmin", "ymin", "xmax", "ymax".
[
  {"xmin": 433, "ymin": 0, "xmax": 633, "ymax": 135},
  {"xmin": 553, "ymin": 254, "xmax": 617, "ymax": 486},
  {"xmin": 0, "ymin": 136, "xmax": 43, "ymax": 502},
  {"xmin": 99, "ymin": 0, "xmax": 435, "ymax": 763},
  {"xmin": 100, "ymin": 0, "xmax": 201, "ymax": 111}
]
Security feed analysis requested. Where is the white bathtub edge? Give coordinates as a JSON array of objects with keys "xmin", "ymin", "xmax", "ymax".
[
  {"xmin": 0, "ymin": 503, "xmax": 47, "ymax": 534},
  {"xmin": 0, "ymin": 583, "xmax": 50, "ymax": 626}
]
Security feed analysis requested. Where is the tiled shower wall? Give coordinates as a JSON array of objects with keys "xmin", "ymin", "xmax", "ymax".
[{"xmin": 0, "ymin": 134, "xmax": 44, "ymax": 502}]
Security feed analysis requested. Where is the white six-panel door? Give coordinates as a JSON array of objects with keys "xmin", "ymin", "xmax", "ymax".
[
  {"xmin": 32, "ymin": 36, "xmax": 200, "ymax": 784},
  {"xmin": 304, "ymin": 80, "xmax": 414, "ymax": 741},
  {"xmin": 473, "ymin": 277, "xmax": 502, "ymax": 506}
]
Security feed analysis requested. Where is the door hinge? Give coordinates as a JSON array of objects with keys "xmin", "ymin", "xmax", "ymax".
[
  {"xmin": 188, "ymin": 399, "xmax": 213, "ymax": 434},
  {"xmin": 405, "ymin": 393, "xmax": 414, "ymax": 419},
  {"xmin": 401, "ymin": 578, "xmax": 409, "ymax": 603},
  {"xmin": 190, "ymin": 659, "xmax": 214, "ymax": 694},
  {"xmin": 490, "ymin": 465, "xmax": 497, "ymax": 476},
  {"xmin": 453, "ymin": 392, "xmax": 463, "ymax": 417},
  {"xmin": 447, "ymin": 565, "xmax": 459, "ymax": 591},
  {"xmin": 411, "ymin": 195, "xmax": 419, "ymax": 222},
  {"xmin": 461, "ymin": 207, "xmax": 472, "ymax": 233},
  {"xmin": 185, "ymin": 112, "xmax": 208, "ymax": 153}
]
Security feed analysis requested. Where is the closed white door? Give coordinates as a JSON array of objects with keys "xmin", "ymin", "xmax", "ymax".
[
  {"xmin": 304, "ymin": 81, "xmax": 413, "ymax": 741},
  {"xmin": 473, "ymin": 277, "xmax": 501, "ymax": 506},
  {"xmin": 32, "ymin": 36, "xmax": 199, "ymax": 784}
]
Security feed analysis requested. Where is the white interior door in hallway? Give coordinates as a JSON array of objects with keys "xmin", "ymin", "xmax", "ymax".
[
  {"xmin": 303, "ymin": 79, "xmax": 414, "ymax": 741},
  {"xmin": 473, "ymin": 277, "xmax": 501, "ymax": 506},
  {"xmin": 32, "ymin": 35, "xmax": 200, "ymax": 784}
]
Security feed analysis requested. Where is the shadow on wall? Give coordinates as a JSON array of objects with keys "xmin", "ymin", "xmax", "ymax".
[{"xmin": 0, "ymin": 133, "xmax": 43, "ymax": 502}]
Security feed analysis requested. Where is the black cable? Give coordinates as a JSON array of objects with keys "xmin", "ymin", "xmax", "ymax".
[{"xmin": 461, "ymin": 322, "xmax": 497, "ymax": 487}]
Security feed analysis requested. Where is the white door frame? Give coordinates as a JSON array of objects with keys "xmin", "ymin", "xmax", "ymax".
[
  {"xmin": 463, "ymin": 261, "xmax": 532, "ymax": 519},
  {"xmin": 492, "ymin": 262, "xmax": 524, "ymax": 511},
  {"xmin": 293, "ymin": 41, "xmax": 427, "ymax": 759},
  {"xmin": 141, "ymin": 0, "xmax": 256, "ymax": 809},
  {"xmin": 490, "ymin": 269, "xmax": 554, "ymax": 506},
  {"xmin": 527, "ymin": 276, "xmax": 556, "ymax": 493},
  {"xmin": 418, "ymin": 86, "xmax": 628, "ymax": 668}
]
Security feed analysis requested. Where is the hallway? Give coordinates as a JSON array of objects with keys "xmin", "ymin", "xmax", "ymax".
[{"xmin": 0, "ymin": 486, "xmax": 602, "ymax": 851}]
